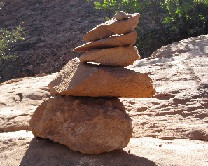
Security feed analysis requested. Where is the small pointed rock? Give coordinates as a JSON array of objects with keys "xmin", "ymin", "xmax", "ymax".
[{"xmin": 113, "ymin": 11, "xmax": 131, "ymax": 20}]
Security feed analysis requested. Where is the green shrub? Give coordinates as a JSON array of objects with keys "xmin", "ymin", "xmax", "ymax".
[
  {"xmin": 0, "ymin": 25, "xmax": 25, "ymax": 61},
  {"xmin": 87, "ymin": 0, "xmax": 208, "ymax": 57}
]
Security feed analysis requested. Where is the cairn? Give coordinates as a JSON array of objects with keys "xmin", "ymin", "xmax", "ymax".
[{"xmin": 29, "ymin": 11, "xmax": 155, "ymax": 154}]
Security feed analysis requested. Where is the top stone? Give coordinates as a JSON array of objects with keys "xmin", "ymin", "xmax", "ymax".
[
  {"xmin": 113, "ymin": 11, "xmax": 131, "ymax": 20},
  {"xmin": 83, "ymin": 12, "xmax": 140, "ymax": 42}
]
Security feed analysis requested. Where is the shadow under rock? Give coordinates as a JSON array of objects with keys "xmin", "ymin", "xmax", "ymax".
[{"xmin": 20, "ymin": 138, "xmax": 156, "ymax": 166}]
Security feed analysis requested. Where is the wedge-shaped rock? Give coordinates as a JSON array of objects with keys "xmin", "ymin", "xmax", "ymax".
[
  {"xmin": 80, "ymin": 46, "xmax": 140, "ymax": 66},
  {"xmin": 29, "ymin": 96, "xmax": 132, "ymax": 154},
  {"xmin": 83, "ymin": 13, "xmax": 140, "ymax": 42},
  {"xmin": 48, "ymin": 58, "xmax": 155, "ymax": 97},
  {"xmin": 74, "ymin": 31, "xmax": 137, "ymax": 52}
]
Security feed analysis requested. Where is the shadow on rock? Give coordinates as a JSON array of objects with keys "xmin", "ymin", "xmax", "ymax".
[{"xmin": 20, "ymin": 138, "xmax": 156, "ymax": 166}]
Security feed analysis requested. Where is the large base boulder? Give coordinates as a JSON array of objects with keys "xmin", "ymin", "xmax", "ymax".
[
  {"xmin": 48, "ymin": 58, "xmax": 155, "ymax": 98},
  {"xmin": 29, "ymin": 96, "xmax": 132, "ymax": 154}
]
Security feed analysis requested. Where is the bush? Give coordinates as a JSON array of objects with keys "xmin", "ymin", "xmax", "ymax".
[
  {"xmin": 87, "ymin": 0, "xmax": 208, "ymax": 57},
  {"xmin": 0, "ymin": 25, "xmax": 25, "ymax": 61}
]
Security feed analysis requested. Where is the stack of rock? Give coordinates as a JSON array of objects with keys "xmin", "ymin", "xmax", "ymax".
[{"xmin": 29, "ymin": 11, "xmax": 155, "ymax": 154}]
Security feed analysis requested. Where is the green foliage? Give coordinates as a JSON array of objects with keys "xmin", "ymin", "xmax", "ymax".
[
  {"xmin": 0, "ymin": 25, "xmax": 25, "ymax": 61},
  {"xmin": 162, "ymin": 0, "xmax": 208, "ymax": 37},
  {"xmin": 88, "ymin": 0, "xmax": 151, "ymax": 14},
  {"xmin": 87, "ymin": 0, "xmax": 208, "ymax": 57}
]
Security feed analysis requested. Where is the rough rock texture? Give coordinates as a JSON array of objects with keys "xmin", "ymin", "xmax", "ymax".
[
  {"xmin": 151, "ymin": 35, "xmax": 208, "ymax": 59},
  {"xmin": 124, "ymin": 35, "xmax": 208, "ymax": 140},
  {"xmin": 1, "ymin": 35, "xmax": 208, "ymax": 165},
  {"xmin": 114, "ymin": 11, "xmax": 131, "ymax": 21},
  {"xmin": 0, "ymin": 74, "xmax": 57, "ymax": 132},
  {"xmin": 48, "ymin": 58, "xmax": 155, "ymax": 98},
  {"xmin": 29, "ymin": 96, "xmax": 132, "ymax": 154},
  {"xmin": 74, "ymin": 31, "xmax": 137, "ymax": 52},
  {"xmin": 0, "ymin": 35, "xmax": 207, "ymax": 141},
  {"xmin": 1, "ymin": 131, "xmax": 208, "ymax": 166},
  {"xmin": 80, "ymin": 46, "xmax": 140, "ymax": 66},
  {"xmin": 83, "ymin": 13, "xmax": 140, "ymax": 42},
  {"xmin": 0, "ymin": 0, "xmax": 106, "ymax": 82}
]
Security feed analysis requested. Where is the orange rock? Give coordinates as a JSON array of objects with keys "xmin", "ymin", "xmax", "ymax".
[
  {"xmin": 29, "ymin": 96, "xmax": 132, "ymax": 154},
  {"xmin": 74, "ymin": 31, "xmax": 137, "ymax": 52},
  {"xmin": 83, "ymin": 13, "xmax": 140, "ymax": 42},
  {"xmin": 48, "ymin": 58, "xmax": 155, "ymax": 98},
  {"xmin": 80, "ymin": 46, "xmax": 140, "ymax": 66}
]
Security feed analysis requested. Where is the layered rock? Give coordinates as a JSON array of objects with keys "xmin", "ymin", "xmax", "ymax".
[
  {"xmin": 49, "ymin": 58, "xmax": 155, "ymax": 97},
  {"xmin": 30, "ymin": 11, "xmax": 154, "ymax": 154},
  {"xmin": 83, "ymin": 12, "xmax": 140, "ymax": 42},
  {"xmin": 74, "ymin": 31, "xmax": 137, "ymax": 52},
  {"xmin": 80, "ymin": 46, "xmax": 140, "ymax": 66},
  {"xmin": 29, "ymin": 96, "xmax": 132, "ymax": 154}
]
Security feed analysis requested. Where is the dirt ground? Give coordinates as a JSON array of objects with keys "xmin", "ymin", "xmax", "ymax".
[
  {"xmin": 0, "ymin": 0, "xmax": 105, "ymax": 82},
  {"xmin": 1, "ymin": 130, "xmax": 207, "ymax": 166}
]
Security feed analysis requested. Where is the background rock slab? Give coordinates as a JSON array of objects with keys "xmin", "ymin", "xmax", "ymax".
[
  {"xmin": 0, "ymin": 74, "xmax": 56, "ymax": 132},
  {"xmin": 124, "ymin": 35, "xmax": 208, "ymax": 140}
]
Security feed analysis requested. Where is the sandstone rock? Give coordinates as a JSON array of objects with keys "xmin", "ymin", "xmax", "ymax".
[
  {"xmin": 2, "ymin": 131, "xmax": 208, "ymax": 166},
  {"xmin": 74, "ymin": 31, "xmax": 137, "ymax": 52},
  {"xmin": 80, "ymin": 46, "xmax": 140, "ymax": 66},
  {"xmin": 75, "ymin": 31, "xmax": 137, "ymax": 52},
  {"xmin": 29, "ymin": 96, "xmax": 132, "ymax": 154},
  {"xmin": 114, "ymin": 11, "xmax": 131, "ymax": 21},
  {"xmin": 1, "ymin": 35, "xmax": 208, "ymax": 143},
  {"xmin": 0, "ymin": 74, "xmax": 57, "ymax": 132},
  {"xmin": 48, "ymin": 58, "xmax": 155, "ymax": 97},
  {"xmin": 83, "ymin": 13, "xmax": 140, "ymax": 42}
]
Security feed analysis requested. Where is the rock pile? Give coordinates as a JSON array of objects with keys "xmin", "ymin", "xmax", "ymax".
[{"xmin": 29, "ymin": 11, "xmax": 155, "ymax": 154}]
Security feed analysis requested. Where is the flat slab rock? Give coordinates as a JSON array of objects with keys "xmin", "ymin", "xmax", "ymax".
[
  {"xmin": 0, "ymin": 74, "xmax": 57, "ymax": 132},
  {"xmin": 80, "ymin": 46, "xmax": 140, "ymax": 66},
  {"xmin": 1, "ymin": 131, "xmax": 208, "ymax": 166},
  {"xmin": 74, "ymin": 31, "xmax": 137, "ymax": 52},
  {"xmin": 29, "ymin": 96, "xmax": 132, "ymax": 154},
  {"xmin": 83, "ymin": 13, "xmax": 140, "ymax": 42},
  {"xmin": 48, "ymin": 58, "xmax": 155, "ymax": 98}
]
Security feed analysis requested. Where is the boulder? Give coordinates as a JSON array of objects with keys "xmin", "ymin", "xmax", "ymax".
[
  {"xmin": 80, "ymin": 46, "xmax": 140, "ymax": 66},
  {"xmin": 83, "ymin": 13, "xmax": 140, "ymax": 42},
  {"xmin": 29, "ymin": 96, "xmax": 132, "ymax": 154},
  {"xmin": 48, "ymin": 58, "xmax": 155, "ymax": 98},
  {"xmin": 74, "ymin": 31, "xmax": 137, "ymax": 52}
]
